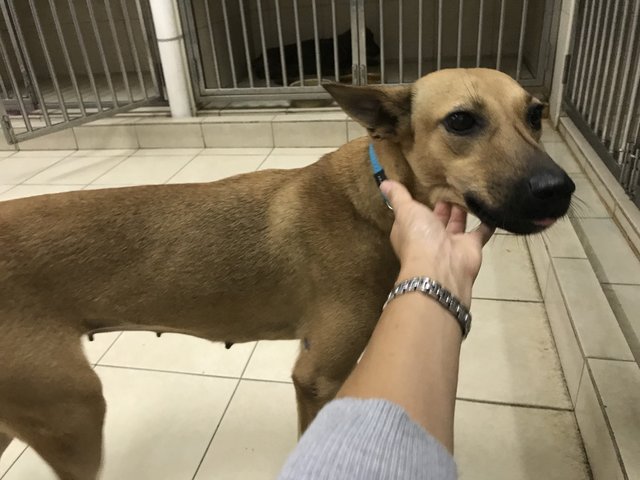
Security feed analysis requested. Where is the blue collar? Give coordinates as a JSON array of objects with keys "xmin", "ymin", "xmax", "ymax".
[{"xmin": 369, "ymin": 144, "xmax": 393, "ymax": 210}]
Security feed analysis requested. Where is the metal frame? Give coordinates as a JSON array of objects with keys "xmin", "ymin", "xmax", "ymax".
[
  {"xmin": 564, "ymin": 0, "xmax": 640, "ymax": 206},
  {"xmin": 0, "ymin": 0, "xmax": 164, "ymax": 144},
  {"xmin": 180, "ymin": 0, "xmax": 561, "ymax": 105}
]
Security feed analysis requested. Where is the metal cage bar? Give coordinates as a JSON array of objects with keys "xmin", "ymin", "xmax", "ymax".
[
  {"xmin": 476, "ymin": 0, "xmax": 484, "ymax": 67},
  {"xmin": 28, "ymin": 0, "xmax": 69, "ymax": 121},
  {"xmin": 256, "ymin": 0, "xmax": 271, "ymax": 87},
  {"xmin": 0, "ymin": 0, "xmax": 162, "ymax": 144},
  {"xmin": 515, "ymin": 0, "xmax": 529, "ymax": 81},
  {"xmin": 457, "ymin": 0, "xmax": 464, "ymax": 68},
  {"xmin": 331, "ymin": 0, "xmax": 339, "ymax": 82},
  {"xmin": 564, "ymin": 0, "xmax": 640, "ymax": 204},
  {"xmin": 398, "ymin": 0, "xmax": 403, "ymax": 83},
  {"xmin": 220, "ymin": 0, "xmax": 237, "ymax": 88},
  {"xmin": 180, "ymin": 0, "xmax": 559, "ymax": 101},
  {"xmin": 293, "ymin": 0, "xmax": 304, "ymax": 85},
  {"xmin": 274, "ymin": 0, "xmax": 288, "ymax": 86},
  {"xmin": 48, "ymin": 0, "xmax": 86, "ymax": 115},
  {"xmin": 85, "ymin": 0, "xmax": 119, "ymax": 107},
  {"xmin": 496, "ymin": 0, "xmax": 505, "ymax": 70},
  {"xmin": 238, "ymin": 0, "xmax": 254, "ymax": 89}
]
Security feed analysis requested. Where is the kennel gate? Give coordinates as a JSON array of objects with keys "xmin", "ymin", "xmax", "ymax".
[
  {"xmin": 0, "ymin": 0, "xmax": 164, "ymax": 144},
  {"xmin": 180, "ymin": 0, "xmax": 561, "ymax": 106},
  {"xmin": 563, "ymin": 0, "xmax": 640, "ymax": 207}
]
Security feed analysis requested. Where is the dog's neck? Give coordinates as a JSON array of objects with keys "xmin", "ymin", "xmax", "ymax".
[{"xmin": 324, "ymin": 137, "xmax": 422, "ymax": 232}]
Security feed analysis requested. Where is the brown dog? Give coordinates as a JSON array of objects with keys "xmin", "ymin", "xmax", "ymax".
[{"xmin": 0, "ymin": 68, "xmax": 574, "ymax": 479}]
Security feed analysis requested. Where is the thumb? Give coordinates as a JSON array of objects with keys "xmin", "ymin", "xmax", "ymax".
[
  {"xmin": 380, "ymin": 180, "xmax": 414, "ymax": 211},
  {"xmin": 469, "ymin": 223, "xmax": 495, "ymax": 248}
]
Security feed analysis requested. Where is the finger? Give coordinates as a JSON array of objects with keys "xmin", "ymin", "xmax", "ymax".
[
  {"xmin": 432, "ymin": 201, "xmax": 452, "ymax": 226},
  {"xmin": 446, "ymin": 205, "xmax": 467, "ymax": 234},
  {"xmin": 380, "ymin": 180, "xmax": 414, "ymax": 211},
  {"xmin": 469, "ymin": 223, "xmax": 496, "ymax": 247}
]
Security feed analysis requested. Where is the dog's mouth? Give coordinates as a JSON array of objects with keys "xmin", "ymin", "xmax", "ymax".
[{"xmin": 464, "ymin": 194, "xmax": 561, "ymax": 235}]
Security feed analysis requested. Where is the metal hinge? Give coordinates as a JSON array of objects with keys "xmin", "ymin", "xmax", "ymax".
[
  {"xmin": 628, "ymin": 146, "xmax": 640, "ymax": 199},
  {"xmin": 562, "ymin": 54, "xmax": 571, "ymax": 85},
  {"xmin": 619, "ymin": 142, "xmax": 639, "ymax": 192}
]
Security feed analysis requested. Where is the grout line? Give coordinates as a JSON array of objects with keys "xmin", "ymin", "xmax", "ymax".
[
  {"xmin": 94, "ymin": 359, "xmax": 285, "ymax": 384},
  {"xmin": 163, "ymin": 151, "xmax": 207, "ymax": 184},
  {"xmin": 471, "ymin": 296, "xmax": 543, "ymax": 304},
  {"xmin": 0, "ymin": 444, "xmax": 29, "ymax": 480},
  {"xmin": 584, "ymin": 363, "xmax": 630, "ymax": 479},
  {"xmin": 600, "ymin": 281, "xmax": 640, "ymax": 287},
  {"xmin": 92, "ymin": 332, "xmax": 124, "ymax": 366},
  {"xmin": 586, "ymin": 355, "xmax": 637, "ymax": 363},
  {"xmin": 255, "ymin": 148, "xmax": 274, "ymax": 171},
  {"xmin": 83, "ymin": 155, "xmax": 135, "ymax": 186},
  {"xmin": 456, "ymin": 396, "xmax": 574, "ymax": 412},
  {"xmin": 8, "ymin": 152, "xmax": 76, "ymax": 188},
  {"xmin": 191, "ymin": 342, "xmax": 259, "ymax": 480}
]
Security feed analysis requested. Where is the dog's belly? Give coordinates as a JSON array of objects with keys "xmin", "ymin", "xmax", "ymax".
[{"xmin": 78, "ymin": 289, "xmax": 303, "ymax": 343}]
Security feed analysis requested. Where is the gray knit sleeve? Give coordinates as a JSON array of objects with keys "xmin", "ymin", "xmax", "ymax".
[{"xmin": 277, "ymin": 398, "xmax": 457, "ymax": 480}]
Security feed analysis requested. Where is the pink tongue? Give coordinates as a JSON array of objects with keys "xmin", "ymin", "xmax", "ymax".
[{"xmin": 532, "ymin": 218, "xmax": 557, "ymax": 227}]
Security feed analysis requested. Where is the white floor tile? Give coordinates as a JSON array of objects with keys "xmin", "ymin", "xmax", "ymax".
[
  {"xmin": 2, "ymin": 367, "xmax": 238, "ymax": 480},
  {"xmin": 98, "ymin": 332, "xmax": 255, "ymax": 377},
  {"xmin": 0, "ymin": 157, "xmax": 64, "ymax": 184},
  {"xmin": 542, "ymin": 141, "xmax": 582, "ymax": 174},
  {"xmin": 553, "ymin": 257, "xmax": 633, "ymax": 360},
  {"xmin": 541, "ymin": 121, "xmax": 563, "ymax": 143},
  {"xmin": 259, "ymin": 154, "xmax": 322, "ymax": 170},
  {"xmin": 473, "ymin": 235, "xmax": 540, "ymax": 302},
  {"xmin": 459, "ymin": 300, "xmax": 570, "ymax": 409},
  {"xmin": 455, "ymin": 400, "xmax": 589, "ymax": 480},
  {"xmin": 589, "ymin": 359, "xmax": 640, "ymax": 480},
  {"xmin": 91, "ymin": 155, "xmax": 196, "ymax": 185},
  {"xmin": 243, "ymin": 340, "xmax": 300, "ymax": 383},
  {"xmin": 194, "ymin": 380, "xmax": 297, "ymax": 480},
  {"xmin": 0, "ymin": 185, "xmax": 82, "ymax": 202},
  {"xmin": 131, "ymin": 148, "xmax": 204, "ymax": 156},
  {"xmin": 199, "ymin": 148, "xmax": 272, "ymax": 156},
  {"xmin": 575, "ymin": 365, "xmax": 626, "ymax": 480},
  {"xmin": 82, "ymin": 332, "xmax": 122, "ymax": 365},
  {"xmin": 11, "ymin": 150, "xmax": 74, "ymax": 158},
  {"xmin": 573, "ymin": 218, "xmax": 640, "ymax": 284},
  {"xmin": 603, "ymin": 283, "xmax": 640, "ymax": 361},
  {"xmin": 269, "ymin": 147, "xmax": 336, "ymax": 156},
  {"xmin": 24, "ymin": 156, "xmax": 127, "ymax": 185},
  {"xmin": 570, "ymin": 173, "xmax": 611, "ymax": 218},
  {"xmin": 0, "ymin": 185, "xmax": 13, "ymax": 194},
  {"xmin": 544, "ymin": 267, "xmax": 585, "ymax": 404},
  {"xmin": 68, "ymin": 149, "xmax": 135, "ymax": 157},
  {"xmin": 168, "ymin": 155, "xmax": 266, "ymax": 183},
  {"xmin": 0, "ymin": 440, "xmax": 27, "ymax": 477}
]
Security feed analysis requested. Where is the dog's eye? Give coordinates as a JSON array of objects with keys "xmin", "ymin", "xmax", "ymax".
[
  {"xmin": 527, "ymin": 105, "xmax": 543, "ymax": 130},
  {"xmin": 444, "ymin": 112, "xmax": 477, "ymax": 135}
]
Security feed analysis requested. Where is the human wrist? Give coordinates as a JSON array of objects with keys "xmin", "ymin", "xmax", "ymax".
[{"xmin": 397, "ymin": 265, "xmax": 472, "ymax": 307}]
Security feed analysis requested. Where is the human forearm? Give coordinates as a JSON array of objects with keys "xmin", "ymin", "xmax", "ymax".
[{"xmin": 337, "ymin": 269, "xmax": 463, "ymax": 452}]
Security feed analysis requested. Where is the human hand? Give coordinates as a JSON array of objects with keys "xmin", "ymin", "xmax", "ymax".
[{"xmin": 381, "ymin": 180, "xmax": 495, "ymax": 306}]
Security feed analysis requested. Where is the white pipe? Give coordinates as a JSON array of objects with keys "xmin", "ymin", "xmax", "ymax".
[{"xmin": 148, "ymin": 0, "xmax": 194, "ymax": 118}]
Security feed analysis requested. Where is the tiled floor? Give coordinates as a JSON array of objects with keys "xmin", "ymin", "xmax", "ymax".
[{"xmin": 0, "ymin": 146, "xmax": 589, "ymax": 479}]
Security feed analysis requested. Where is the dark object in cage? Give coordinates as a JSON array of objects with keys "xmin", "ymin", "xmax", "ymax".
[{"xmin": 252, "ymin": 28, "xmax": 380, "ymax": 85}]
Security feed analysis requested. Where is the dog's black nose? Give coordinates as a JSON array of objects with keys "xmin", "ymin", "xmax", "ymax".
[{"xmin": 528, "ymin": 172, "xmax": 575, "ymax": 200}]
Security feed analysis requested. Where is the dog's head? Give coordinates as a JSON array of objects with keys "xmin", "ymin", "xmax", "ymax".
[{"xmin": 324, "ymin": 68, "xmax": 575, "ymax": 234}]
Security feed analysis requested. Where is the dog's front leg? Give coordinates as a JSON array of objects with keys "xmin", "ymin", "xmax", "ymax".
[{"xmin": 291, "ymin": 305, "xmax": 376, "ymax": 434}]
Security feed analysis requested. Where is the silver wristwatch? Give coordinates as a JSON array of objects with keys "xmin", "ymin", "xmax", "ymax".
[{"xmin": 383, "ymin": 276, "xmax": 472, "ymax": 339}]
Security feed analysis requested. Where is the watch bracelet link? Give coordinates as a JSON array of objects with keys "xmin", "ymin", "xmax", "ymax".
[{"xmin": 382, "ymin": 276, "xmax": 472, "ymax": 339}]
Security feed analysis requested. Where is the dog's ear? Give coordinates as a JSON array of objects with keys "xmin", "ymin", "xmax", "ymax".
[{"xmin": 323, "ymin": 83, "xmax": 412, "ymax": 141}]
